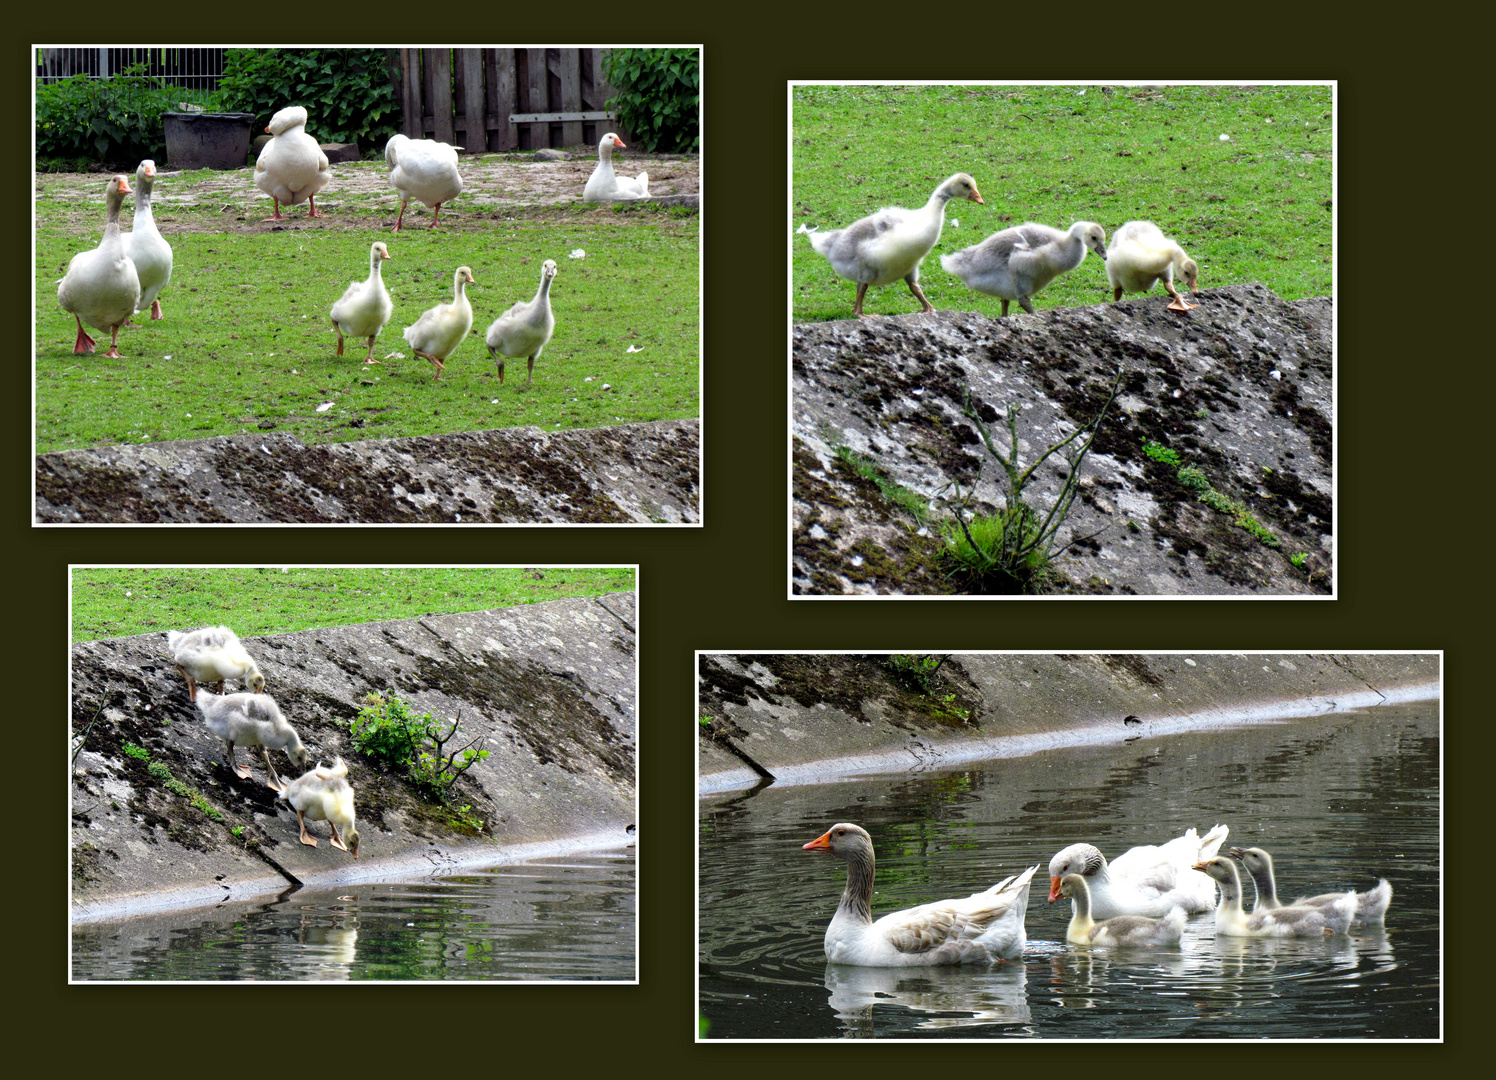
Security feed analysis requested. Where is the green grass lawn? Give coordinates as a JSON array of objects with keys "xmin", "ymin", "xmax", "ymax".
[
  {"xmin": 37, "ymin": 164, "xmax": 699, "ymax": 455},
  {"xmin": 71, "ymin": 566, "xmax": 636, "ymax": 642},
  {"xmin": 792, "ymin": 84, "xmax": 1333, "ymax": 322}
]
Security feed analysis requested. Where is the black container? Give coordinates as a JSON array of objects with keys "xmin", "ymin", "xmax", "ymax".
[{"xmin": 161, "ymin": 112, "xmax": 256, "ymax": 170}]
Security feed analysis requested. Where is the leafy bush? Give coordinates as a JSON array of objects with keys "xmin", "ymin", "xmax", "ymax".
[
  {"xmin": 601, "ymin": 48, "xmax": 699, "ymax": 153},
  {"xmin": 216, "ymin": 48, "xmax": 399, "ymax": 149},
  {"xmin": 351, "ymin": 693, "xmax": 489, "ymax": 804},
  {"xmin": 36, "ymin": 65, "xmax": 178, "ymax": 169}
]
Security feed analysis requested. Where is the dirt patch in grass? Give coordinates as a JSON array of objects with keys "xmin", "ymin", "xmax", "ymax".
[{"xmin": 38, "ymin": 149, "xmax": 699, "ymax": 235}]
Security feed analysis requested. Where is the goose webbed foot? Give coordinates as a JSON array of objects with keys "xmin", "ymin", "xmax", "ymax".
[
  {"xmin": 297, "ymin": 812, "xmax": 318, "ymax": 847},
  {"xmin": 72, "ymin": 317, "xmax": 97, "ymax": 354},
  {"xmin": 330, "ymin": 826, "xmax": 349, "ymax": 853},
  {"xmin": 150, "ymin": 300, "xmax": 163, "ymax": 319},
  {"xmin": 262, "ymin": 199, "xmax": 286, "ymax": 223},
  {"xmin": 305, "ymin": 196, "xmax": 326, "ymax": 219}
]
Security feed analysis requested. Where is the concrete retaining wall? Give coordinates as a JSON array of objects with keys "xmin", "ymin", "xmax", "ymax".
[
  {"xmin": 71, "ymin": 593, "xmax": 636, "ymax": 921},
  {"xmin": 698, "ymin": 653, "xmax": 1439, "ymax": 792}
]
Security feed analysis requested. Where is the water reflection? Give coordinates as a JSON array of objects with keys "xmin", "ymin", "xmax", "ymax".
[
  {"xmin": 73, "ymin": 851, "xmax": 635, "ymax": 982},
  {"xmin": 699, "ymin": 704, "xmax": 1438, "ymax": 1038}
]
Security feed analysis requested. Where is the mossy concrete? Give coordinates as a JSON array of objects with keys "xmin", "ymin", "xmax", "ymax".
[
  {"xmin": 698, "ymin": 653, "xmax": 1438, "ymax": 792},
  {"xmin": 793, "ymin": 285, "xmax": 1332, "ymax": 594},
  {"xmin": 72, "ymin": 592, "xmax": 636, "ymax": 921},
  {"xmin": 36, "ymin": 419, "xmax": 698, "ymax": 523}
]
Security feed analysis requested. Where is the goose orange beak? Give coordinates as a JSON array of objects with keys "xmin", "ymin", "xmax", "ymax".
[
  {"xmin": 614, "ymin": 136, "xmax": 627, "ymax": 148},
  {"xmin": 802, "ymin": 831, "xmax": 832, "ymax": 851},
  {"xmin": 1048, "ymin": 876, "xmax": 1063, "ymax": 902},
  {"xmin": 970, "ymin": 188, "xmax": 985, "ymax": 204}
]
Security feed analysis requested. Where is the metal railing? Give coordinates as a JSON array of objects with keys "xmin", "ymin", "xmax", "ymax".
[{"xmin": 35, "ymin": 47, "xmax": 226, "ymax": 105}]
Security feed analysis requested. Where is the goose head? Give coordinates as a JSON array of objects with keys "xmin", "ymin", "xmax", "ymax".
[
  {"xmin": 1047, "ymin": 842, "xmax": 1106, "ymax": 901},
  {"xmin": 455, "ymin": 265, "xmax": 476, "ymax": 290},
  {"xmin": 1229, "ymin": 846, "xmax": 1272, "ymax": 878},
  {"xmin": 343, "ymin": 824, "xmax": 361, "ymax": 858},
  {"xmin": 247, "ymin": 669, "xmax": 267, "ymax": 694},
  {"xmin": 937, "ymin": 172, "xmax": 985, "ymax": 205},
  {"xmin": 1072, "ymin": 221, "xmax": 1107, "ymax": 259},
  {"xmin": 1057, "ymin": 873, "xmax": 1092, "ymax": 904},
  {"xmin": 266, "ymin": 105, "xmax": 310, "ymax": 136},
  {"xmin": 106, "ymin": 174, "xmax": 133, "ymax": 206},
  {"xmin": 370, "ymin": 241, "xmax": 392, "ymax": 268},
  {"xmin": 599, "ymin": 132, "xmax": 626, "ymax": 155},
  {"xmin": 1194, "ymin": 855, "xmax": 1242, "ymax": 899},
  {"xmin": 135, "ymin": 159, "xmax": 156, "ymax": 188},
  {"xmin": 802, "ymin": 822, "xmax": 874, "ymax": 862},
  {"xmin": 1179, "ymin": 256, "xmax": 1199, "ymax": 292},
  {"xmin": 541, "ymin": 258, "xmax": 558, "ymax": 282}
]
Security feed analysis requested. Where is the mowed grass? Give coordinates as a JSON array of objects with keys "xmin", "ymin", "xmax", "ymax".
[
  {"xmin": 36, "ymin": 166, "xmax": 699, "ymax": 455},
  {"xmin": 792, "ymin": 84, "xmax": 1333, "ymax": 322},
  {"xmin": 71, "ymin": 566, "xmax": 636, "ymax": 642}
]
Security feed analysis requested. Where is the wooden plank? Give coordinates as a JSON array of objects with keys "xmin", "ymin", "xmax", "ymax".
[
  {"xmin": 526, "ymin": 48, "xmax": 549, "ymax": 146},
  {"xmin": 507, "ymin": 111, "xmax": 612, "ymax": 123},
  {"xmin": 429, "ymin": 49, "xmax": 455, "ymax": 144},
  {"xmin": 400, "ymin": 48, "xmax": 423, "ymax": 139},
  {"xmin": 488, "ymin": 48, "xmax": 517, "ymax": 151},
  {"xmin": 419, "ymin": 48, "xmax": 437, "ymax": 137},
  {"xmin": 459, "ymin": 48, "xmax": 484, "ymax": 152},
  {"xmin": 558, "ymin": 50, "xmax": 582, "ymax": 147}
]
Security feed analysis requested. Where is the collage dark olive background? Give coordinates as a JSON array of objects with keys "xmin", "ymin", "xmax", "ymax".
[{"xmin": 11, "ymin": 15, "xmax": 1471, "ymax": 1072}]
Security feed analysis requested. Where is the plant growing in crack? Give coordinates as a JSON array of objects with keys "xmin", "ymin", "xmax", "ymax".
[
  {"xmin": 938, "ymin": 369, "xmax": 1124, "ymax": 593},
  {"xmin": 351, "ymin": 693, "xmax": 491, "ymax": 806}
]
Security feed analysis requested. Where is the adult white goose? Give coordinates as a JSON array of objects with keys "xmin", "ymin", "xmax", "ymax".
[
  {"xmin": 403, "ymin": 266, "xmax": 475, "ymax": 379},
  {"xmin": 1195, "ymin": 856, "xmax": 1355, "ymax": 938},
  {"xmin": 124, "ymin": 159, "xmax": 172, "ymax": 320},
  {"xmin": 941, "ymin": 220, "xmax": 1107, "ymax": 316},
  {"xmin": 1057, "ymin": 873, "xmax": 1187, "ymax": 947},
  {"xmin": 485, "ymin": 259, "xmax": 557, "ymax": 386},
  {"xmin": 254, "ymin": 105, "xmax": 330, "ymax": 221},
  {"xmin": 385, "ymin": 133, "xmax": 463, "ymax": 231},
  {"xmin": 331, "ymin": 241, "xmax": 394, "ymax": 364},
  {"xmin": 279, "ymin": 757, "xmax": 360, "ymax": 856},
  {"xmin": 1106, "ymin": 220, "xmax": 1199, "ymax": 311},
  {"xmin": 57, "ymin": 175, "xmax": 140, "ymax": 358},
  {"xmin": 799, "ymin": 172, "xmax": 984, "ymax": 318},
  {"xmin": 1047, "ymin": 824, "xmax": 1229, "ymax": 919},
  {"xmin": 1230, "ymin": 846, "xmax": 1392, "ymax": 926},
  {"xmin": 583, "ymin": 133, "xmax": 649, "ymax": 202},
  {"xmin": 193, "ymin": 689, "xmax": 309, "ymax": 791},
  {"xmin": 167, "ymin": 625, "xmax": 266, "ymax": 701},
  {"xmin": 802, "ymin": 822, "xmax": 1037, "ymax": 966}
]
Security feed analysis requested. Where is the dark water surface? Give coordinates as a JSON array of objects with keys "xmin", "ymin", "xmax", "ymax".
[
  {"xmin": 73, "ymin": 849, "xmax": 636, "ymax": 981},
  {"xmin": 698, "ymin": 704, "xmax": 1439, "ymax": 1038}
]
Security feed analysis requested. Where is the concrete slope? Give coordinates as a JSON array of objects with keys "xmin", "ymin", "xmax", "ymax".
[
  {"xmin": 71, "ymin": 593, "xmax": 636, "ymax": 920},
  {"xmin": 793, "ymin": 286, "xmax": 1332, "ymax": 594},
  {"xmin": 38, "ymin": 420, "xmax": 698, "ymax": 524},
  {"xmin": 698, "ymin": 653, "xmax": 1438, "ymax": 791}
]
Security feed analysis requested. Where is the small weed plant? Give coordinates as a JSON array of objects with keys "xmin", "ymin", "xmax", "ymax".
[
  {"xmin": 351, "ymin": 693, "xmax": 490, "ymax": 805},
  {"xmin": 884, "ymin": 654, "xmax": 947, "ymax": 694},
  {"xmin": 1148, "ymin": 439, "xmax": 1281, "ymax": 550},
  {"xmin": 940, "ymin": 372, "xmax": 1124, "ymax": 593}
]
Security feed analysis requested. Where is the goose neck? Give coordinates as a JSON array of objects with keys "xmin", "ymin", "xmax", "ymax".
[{"xmin": 837, "ymin": 846, "xmax": 876, "ymax": 926}]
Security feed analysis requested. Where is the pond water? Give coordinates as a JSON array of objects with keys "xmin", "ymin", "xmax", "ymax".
[
  {"xmin": 698, "ymin": 703, "xmax": 1439, "ymax": 1039},
  {"xmin": 72, "ymin": 848, "xmax": 636, "ymax": 981}
]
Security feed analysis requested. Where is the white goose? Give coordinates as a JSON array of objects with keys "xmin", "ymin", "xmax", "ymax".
[
  {"xmin": 57, "ymin": 175, "xmax": 140, "ymax": 358},
  {"xmin": 1057, "ymin": 873, "xmax": 1187, "ymax": 947},
  {"xmin": 1106, "ymin": 220, "xmax": 1199, "ymax": 311},
  {"xmin": 403, "ymin": 266, "xmax": 475, "ymax": 379},
  {"xmin": 385, "ymin": 133, "xmax": 463, "ymax": 231},
  {"xmin": 1230, "ymin": 846, "xmax": 1392, "ymax": 926},
  {"xmin": 802, "ymin": 822, "xmax": 1037, "ymax": 966},
  {"xmin": 124, "ymin": 159, "xmax": 172, "ymax": 320},
  {"xmin": 583, "ymin": 133, "xmax": 649, "ymax": 202},
  {"xmin": 167, "ymin": 625, "xmax": 266, "ymax": 701},
  {"xmin": 941, "ymin": 220, "xmax": 1107, "ymax": 316},
  {"xmin": 254, "ymin": 105, "xmax": 330, "ymax": 221},
  {"xmin": 330, "ymin": 241, "xmax": 394, "ymax": 363},
  {"xmin": 485, "ymin": 259, "xmax": 557, "ymax": 386},
  {"xmin": 799, "ymin": 172, "xmax": 984, "ymax": 318},
  {"xmin": 1047, "ymin": 824, "xmax": 1229, "ymax": 919},
  {"xmin": 193, "ymin": 689, "xmax": 308, "ymax": 792},
  {"xmin": 1196, "ymin": 856, "xmax": 1355, "ymax": 938},
  {"xmin": 279, "ymin": 757, "xmax": 360, "ymax": 857}
]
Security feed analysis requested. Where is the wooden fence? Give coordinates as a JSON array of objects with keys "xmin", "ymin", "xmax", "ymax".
[{"xmin": 396, "ymin": 48, "xmax": 622, "ymax": 153}]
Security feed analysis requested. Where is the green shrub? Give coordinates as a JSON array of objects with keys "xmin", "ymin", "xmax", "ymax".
[
  {"xmin": 36, "ymin": 65, "xmax": 178, "ymax": 169},
  {"xmin": 601, "ymin": 48, "xmax": 699, "ymax": 153},
  {"xmin": 351, "ymin": 693, "xmax": 489, "ymax": 804},
  {"xmin": 216, "ymin": 48, "xmax": 399, "ymax": 148}
]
